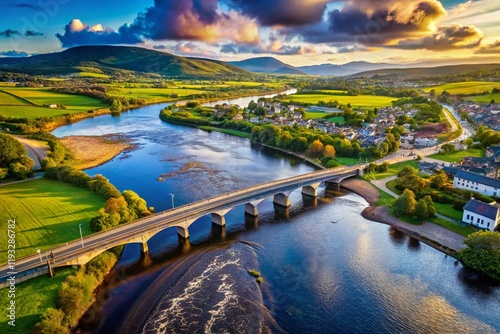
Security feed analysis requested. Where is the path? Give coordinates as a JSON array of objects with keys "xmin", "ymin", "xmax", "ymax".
[
  {"xmin": 13, "ymin": 135, "xmax": 49, "ymax": 169},
  {"xmin": 370, "ymin": 175, "xmax": 459, "ymax": 224}
]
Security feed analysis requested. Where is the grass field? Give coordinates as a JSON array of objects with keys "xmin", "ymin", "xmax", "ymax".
[
  {"xmin": 429, "ymin": 148, "xmax": 484, "ymax": 163},
  {"xmin": 199, "ymin": 126, "xmax": 251, "ymax": 139},
  {"xmin": 305, "ymin": 111, "xmax": 329, "ymax": 119},
  {"xmin": 0, "ymin": 179, "xmax": 105, "ymax": 263},
  {"xmin": 428, "ymin": 217, "xmax": 477, "ymax": 237},
  {"xmin": 286, "ymin": 94, "xmax": 394, "ymax": 108},
  {"xmin": 0, "ymin": 87, "xmax": 107, "ymax": 119},
  {"xmin": 107, "ymin": 87, "xmax": 209, "ymax": 103},
  {"xmin": 328, "ymin": 116, "xmax": 345, "ymax": 124},
  {"xmin": 365, "ymin": 160, "xmax": 420, "ymax": 180},
  {"xmin": 3, "ymin": 88, "xmax": 107, "ymax": 111},
  {"xmin": 470, "ymin": 93, "xmax": 500, "ymax": 104},
  {"xmin": 0, "ymin": 267, "xmax": 76, "ymax": 333},
  {"xmin": 335, "ymin": 157, "xmax": 360, "ymax": 165},
  {"xmin": 423, "ymin": 81, "xmax": 500, "ymax": 95},
  {"xmin": 317, "ymin": 90, "xmax": 348, "ymax": 94}
]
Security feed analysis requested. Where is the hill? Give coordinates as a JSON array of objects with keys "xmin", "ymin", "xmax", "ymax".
[
  {"xmin": 0, "ymin": 45, "xmax": 249, "ymax": 78},
  {"xmin": 349, "ymin": 63, "xmax": 500, "ymax": 79},
  {"xmin": 298, "ymin": 61, "xmax": 406, "ymax": 76},
  {"xmin": 229, "ymin": 57, "xmax": 304, "ymax": 74}
]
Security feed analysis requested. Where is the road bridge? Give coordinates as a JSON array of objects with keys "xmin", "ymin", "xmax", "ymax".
[{"xmin": 0, "ymin": 165, "xmax": 363, "ymax": 287}]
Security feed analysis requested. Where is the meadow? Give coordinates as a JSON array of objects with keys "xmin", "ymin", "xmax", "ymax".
[
  {"xmin": 470, "ymin": 93, "xmax": 500, "ymax": 103},
  {"xmin": 285, "ymin": 93, "xmax": 394, "ymax": 108},
  {"xmin": 429, "ymin": 148, "xmax": 484, "ymax": 163},
  {"xmin": 0, "ymin": 179, "xmax": 105, "ymax": 263},
  {"xmin": 0, "ymin": 267, "xmax": 76, "ymax": 333},
  {"xmin": 423, "ymin": 81, "xmax": 499, "ymax": 95},
  {"xmin": 107, "ymin": 86, "xmax": 210, "ymax": 103},
  {"xmin": 0, "ymin": 87, "xmax": 107, "ymax": 119}
]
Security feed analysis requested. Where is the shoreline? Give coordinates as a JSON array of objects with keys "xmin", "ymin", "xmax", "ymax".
[{"xmin": 341, "ymin": 178, "xmax": 465, "ymax": 257}]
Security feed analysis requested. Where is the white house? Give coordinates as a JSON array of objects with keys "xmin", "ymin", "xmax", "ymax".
[
  {"xmin": 462, "ymin": 199, "xmax": 500, "ymax": 231},
  {"xmin": 453, "ymin": 170, "xmax": 500, "ymax": 197}
]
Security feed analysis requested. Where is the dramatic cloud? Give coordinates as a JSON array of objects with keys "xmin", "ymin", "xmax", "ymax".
[
  {"xmin": 25, "ymin": 30, "xmax": 44, "ymax": 37},
  {"xmin": 56, "ymin": 19, "xmax": 141, "ymax": 47},
  {"xmin": 224, "ymin": 0, "xmax": 330, "ymax": 26},
  {"xmin": 395, "ymin": 24, "xmax": 483, "ymax": 50},
  {"xmin": 280, "ymin": 0, "xmax": 448, "ymax": 45},
  {"xmin": 11, "ymin": 3, "xmax": 42, "ymax": 10},
  {"xmin": 476, "ymin": 40, "xmax": 500, "ymax": 54},
  {"xmin": 221, "ymin": 42, "xmax": 318, "ymax": 55},
  {"xmin": 122, "ymin": 0, "xmax": 260, "ymax": 44},
  {"xmin": 0, "ymin": 29, "xmax": 21, "ymax": 38},
  {"xmin": 0, "ymin": 50, "xmax": 29, "ymax": 57},
  {"xmin": 153, "ymin": 42, "xmax": 217, "ymax": 57}
]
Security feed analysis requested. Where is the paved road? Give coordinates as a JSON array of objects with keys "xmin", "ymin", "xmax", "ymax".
[
  {"xmin": 0, "ymin": 166, "xmax": 360, "ymax": 281},
  {"xmin": 13, "ymin": 135, "xmax": 49, "ymax": 169}
]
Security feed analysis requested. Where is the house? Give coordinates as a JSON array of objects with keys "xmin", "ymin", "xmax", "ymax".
[
  {"xmin": 453, "ymin": 170, "xmax": 500, "ymax": 197},
  {"xmin": 418, "ymin": 162, "xmax": 442, "ymax": 174},
  {"xmin": 462, "ymin": 198, "xmax": 500, "ymax": 231},
  {"xmin": 49, "ymin": 104, "xmax": 58, "ymax": 108}
]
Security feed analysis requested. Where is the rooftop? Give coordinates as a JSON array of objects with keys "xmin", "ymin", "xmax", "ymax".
[
  {"xmin": 455, "ymin": 170, "xmax": 500, "ymax": 189},
  {"xmin": 464, "ymin": 199, "xmax": 499, "ymax": 220}
]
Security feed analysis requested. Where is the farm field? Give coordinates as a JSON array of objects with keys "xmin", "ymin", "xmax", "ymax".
[
  {"xmin": 423, "ymin": 81, "xmax": 500, "ymax": 95},
  {"xmin": 470, "ymin": 93, "xmax": 500, "ymax": 104},
  {"xmin": 328, "ymin": 116, "xmax": 345, "ymax": 124},
  {"xmin": 285, "ymin": 93, "xmax": 394, "ymax": 108},
  {"xmin": 0, "ymin": 179, "xmax": 105, "ymax": 263},
  {"xmin": 3, "ymin": 87, "xmax": 107, "ymax": 111},
  {"xmin": 107, "ymin": 86, "xmax": 209, "ymax": 103}
]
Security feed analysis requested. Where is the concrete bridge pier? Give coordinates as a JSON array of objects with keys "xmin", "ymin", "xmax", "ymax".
[
  {"xmin": 245, "ymin": 199, "xmax": 265, "ymax": 216},
  {"xmin": 325, "ymin": 180, "xmax": 341, "ymax": 191},
  {"xmin": 273, "ymin": 192, "xmax": 291, "ymax": 208},
  {"xmin": 302, "ymin": 183, "xmax": 321, "ymax": 197},
  {"xmin": 211, "ymin": 223, "xmax": 227, "ymax": 240},
  {"xmin": 139, "ymin": 241, "xmax": 149, "ymax": 255},
  {"xmin": 177, "ymin": 226, "xmax": 190, "ymax": 239},
  {"xmin": 302, "ymin": 194, "xmax": 318, "ymax": 207},
  {"xmin": 178, "ymin": 235, "xmax": 191, "ymax": 253},
  {"xmin": 212, "ymin": 208, "xmax": 232, "ymax": 226},
  {"xmin": 274, "ymin": 205, "xmax": 290, "ymax": 219}
]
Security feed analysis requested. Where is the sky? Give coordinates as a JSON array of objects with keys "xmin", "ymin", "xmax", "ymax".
[{"xmin": 0, "ymin": 0, "xmax": 500, "ymax": 66}]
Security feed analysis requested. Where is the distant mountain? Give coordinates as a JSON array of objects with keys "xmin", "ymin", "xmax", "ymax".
[
  {"xmin": 298, "ymin": 61, "xmax": 407, "ymax": 76},
  {"xmin": 228, "ymin": 57, "xmax": 304, "ymax": 75},
  {"xmin": 0, "ymin": 45, "xmax": 249, "ymax": 78},
  {"xmin": 348, "ymin": 63, "xmax": 500, "ymax": 79}
]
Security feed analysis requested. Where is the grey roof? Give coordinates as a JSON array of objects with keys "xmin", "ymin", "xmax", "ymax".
[
  {"xmin": 455, "ymin": 170, "xmax": 500, "ymax": 189},
  {"xmin": 464, "ymin": 199, "xmax": 499, "ymax": 220}
]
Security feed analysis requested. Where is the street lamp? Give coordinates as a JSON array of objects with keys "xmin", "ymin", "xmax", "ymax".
[
  {"xmin": 78, "ymin": 223, "xmax": 84, "ymax": 248},
  {"xmin": 169, "ymin": 193, "xmax": 175, "ymax": 208},
  {"xmin": 37, "ymin": 249, "xmax": 42, "ymax": 263}
]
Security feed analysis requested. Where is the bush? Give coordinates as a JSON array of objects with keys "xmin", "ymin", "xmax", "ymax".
[{"xmin": 453, "ymin": 199, "xmax": 467, "ymax": 211}]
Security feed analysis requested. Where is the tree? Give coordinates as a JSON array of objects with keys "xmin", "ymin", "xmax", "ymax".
[
  {"xmin": 90, "ymin": 209, "xmax": 121, "ymax": 232},
  {"xmin": 32, "ymin": 308, "xmax": 67, "ymax": 334},
  {"xmin": 248, "ymin": 100, "xmax": 257, "ymax": 110},
  {"xmin": 0, "ymin": 133, "xmax": 27, "ymax": 167},
  {"xmin": 430, "ymin": 170, "xmax": 448, "ymax": 189},
  {"xmin": 397, "ymin": 173, "xmax": 426, "ymax": 194},
  {"xmin": 324, "ymin": 144, "xmax": 335, "ymax": 158},
  {"xmin": 440, "ymin": 143, "xmax": 456, "ymax": 154},
  {"xmin": 306, "ymin": 140, "xmax": 324, "ymax": 158},
  {"xmin": 392, "ymin": 189, "xmax": 417, "ymax": 217},
  {"xmin": 459, "ymin": 231, "xmax": 500, "ymax": 281},
  {"xmin": 397, "ymin": 166, "xmax": 418, "ymax": 178},
  {"xmin": 110, "ymin": 98, "xmax": 122, "ymax": 112},
  {"xmin": 415, "ymin": 195, "xmax": 436, "ymax": 220}
]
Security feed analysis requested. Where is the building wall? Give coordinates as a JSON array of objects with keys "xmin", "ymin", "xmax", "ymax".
[
  {"xmin": 462, "ymin": 209, "xmax": 498, "ymax": 231},
  {"xmin": 453, "ymin": 177, "xmax": 499, "ymax": 197}
]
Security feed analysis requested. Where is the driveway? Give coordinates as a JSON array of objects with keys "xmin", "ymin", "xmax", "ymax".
[{"xmin": 13, "ymin": 135, "xmax": 50, "ymax": 169}]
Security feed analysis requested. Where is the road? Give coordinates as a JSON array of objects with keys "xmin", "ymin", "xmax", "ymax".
[
  {"xmin": 13, "ymin": 135, "xmax": 49, "ymax": 169},
  {"xmin": 0, "ymin": 166, "xmax": 360, "ymax": 281},
  {"xmin": 441, "ymin": 104, "xmax": 476, "ymax": 142}
]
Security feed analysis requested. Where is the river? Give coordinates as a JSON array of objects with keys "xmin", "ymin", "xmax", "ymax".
[{"xmin": 52, "ymin": 93, "xmax": 500, "ymax": 333}]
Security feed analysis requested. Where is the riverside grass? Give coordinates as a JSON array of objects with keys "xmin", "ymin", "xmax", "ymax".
[{"xmin": 0, "ymin": 178, "xmax": 105, "ymax": 263}]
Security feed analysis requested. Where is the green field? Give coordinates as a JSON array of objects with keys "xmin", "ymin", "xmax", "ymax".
[
  {"xmin": 286, "ymin": 94, "xmax": 394, "ymax": 108},
  {"xmin": 423, "ymin": 81, "xmax": 500, "ymax": 95},
  {"xmin": 0, "ymin": 87, "xmax": 107, "ymax": 119},
  {"xmin": 0, "ymin": 179, "xmax": 105, "ymax": 263},
  {"xmin": 429, "ymin": 148, "xmax": 484, "ymax": 163},
  {"xmin": 328, "ymin": 116, "xmax": 345, "ymax": 124},
  {"xmin": 335, "ymin": 157, "xmax": 361, "ymax": 165},
  {"xmin": 470, "ymin": 93, "xmax": 500, "ymax": 104},
  {"xmin": 108, "ymin": 86, "xmax": 209, "ymax": 103},
  {"xmin": 317, "ymin": 90, "xmax": 348, "ymax": 94},
  {"xmin": 0, "ymin": 267, "xmax": 76, "ymax": 333},
  {"xmin": 305, "ymin": 111, "xmax": 329, "ymax": 119},
  {"xmin": 428, "ymin": 217, "xmax": 477, "ymax": 237},
  {"xmin": 365, "ymin": 160, "xmax": 420, "ymax": 180}
]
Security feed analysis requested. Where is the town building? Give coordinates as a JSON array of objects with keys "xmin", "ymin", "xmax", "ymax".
[
  {"xmin": 453, "ymin": 170, "xmax": 500, "ymax": 197},
  {"xmin": 462, "ymin": 198, "xmax": 500, "ymax": 231}
]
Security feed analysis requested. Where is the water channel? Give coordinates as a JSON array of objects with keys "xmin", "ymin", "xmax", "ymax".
[{"xmin": 52, "ymin": 92, "xmax": 500, "ymax": 333}]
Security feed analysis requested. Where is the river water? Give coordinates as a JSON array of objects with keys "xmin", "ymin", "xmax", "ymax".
[{"xmin": 52, "ymin": 93, "xmax": 500, "ymax": 333}]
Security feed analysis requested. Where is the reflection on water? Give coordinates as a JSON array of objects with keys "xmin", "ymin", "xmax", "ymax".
[{"xmin": 52, "ymin": 100, "xmax": 500, "ymax": 334}]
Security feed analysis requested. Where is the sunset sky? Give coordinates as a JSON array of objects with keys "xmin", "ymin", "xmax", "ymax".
[{"xmin": 1, "ymin": 0, "xmax": 499, "ymax": 66}]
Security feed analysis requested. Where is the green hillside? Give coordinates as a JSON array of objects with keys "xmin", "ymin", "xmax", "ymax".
[{"xmin": 0, "ymin": 45, "xmax": 249, "ymax": 78}]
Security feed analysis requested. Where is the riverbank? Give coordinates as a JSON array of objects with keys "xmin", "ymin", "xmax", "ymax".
[
  {"xmin": 61, "ymin": 135, "xmax": 135, "ymax": 170},
  {"xmin": 341, "ymin": 178, "xmax": 465, "ymax": 257}
]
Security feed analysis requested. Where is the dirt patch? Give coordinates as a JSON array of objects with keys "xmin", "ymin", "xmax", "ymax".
[
  {"xmin": 340, "ymin": 178, "xmax": 379, "ymax": 205},
  {"xmin": 61, "ymin": 135, "xmax": 134, "ymax": 170},
  {"xmin": 415, "ymin": 122, "xmax": 450, "ymax": 139}
]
